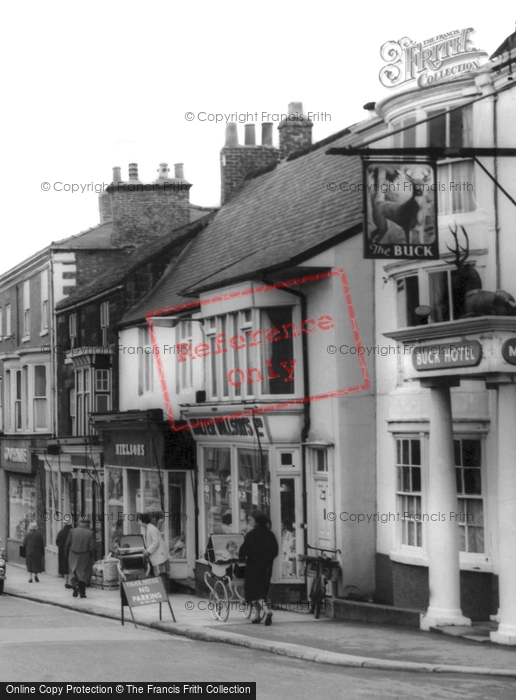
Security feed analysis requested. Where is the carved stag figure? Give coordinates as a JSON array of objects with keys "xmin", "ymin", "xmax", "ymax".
[
  {"xmin": 370, "ymin": 165, "xmax": 432, "ymax": 245},
  {"xmin": 446, "ymin": 224, "xmax": 516, "ymax": 318}
]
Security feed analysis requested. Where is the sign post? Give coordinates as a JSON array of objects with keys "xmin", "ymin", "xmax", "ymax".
[{"xmin": 121, "ymin": 576, "xmax": 176, "ymax": 629}]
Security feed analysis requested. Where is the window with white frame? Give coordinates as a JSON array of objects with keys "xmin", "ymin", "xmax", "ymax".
[
  {"xmin": 69, "ymin": 313, "xmax": 77, "ymax": 349},
  {"xmin": 454, "ymin": 438, "xmax": 484, "ymax": 554},
  {"xmin": 393, "ymin": 116, "xmax": 416, "ymax": 148},
  {"xmin": 69, "ymin": 388, "xmax": 76, "ymax": 435},
  {"xmin": 33, "ymin": 365, "xmax": 48, "ymax": 430},
  {"xmin": 5, "ymin": 370, "xmax": 11, "ymax": 431},
  {"xmin": 41, "ymin": 269, "xmax": 49, "ymax": 333},
  {"xmin": 396, "ymin": 263, "xmax": 481, "ymax": 327},
  {"xmin": 175, "ymin": 320, "xmax": 193, "ymax": 392},
  {"xmin": 22, "ymin": 280, "xmax": 30, "ymax": 338},
  {"xmin": 138, "ymin": 326, "xmax": 154, "ymax": 395},
  {"xmin": 5, "ymin": 304, "xmax": 11, "ymax": 337},
  {"xmin": 427, "ymin": 105, "xmax": 475, "ymax": 215},
  {"xmin": 74, "ymin": 368, "xmax": 91, "ymax": 436},
  {"xmin": 396, "ymin": 437, "xmax": 423, "ymax": 547},
  {"xmin": 95, "ymin": 369, "xmax": 111, "ymax": 411},
  {"xmin": 100, "ymin": 302, "xmax": 109, "ymax": 346},
  {"xmin": 203, "ymin": 307, "xmax": 297, "ymax": 401},
  {"xmin": 15, "ymin": 369, "xmax": 23, "ymax": 431}
]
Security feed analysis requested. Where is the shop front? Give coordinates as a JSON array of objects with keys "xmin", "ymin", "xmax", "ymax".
[
  {"xmin": 182, "ymin": 405, "xmax": 306, "ymax": 599},
  {"xmin": 1, "ymin": 438, "xmax": 39, "ymax": 563},
  {"xmin": 92, "ymin": 409, "xmax": 196, "ymax": 581}
]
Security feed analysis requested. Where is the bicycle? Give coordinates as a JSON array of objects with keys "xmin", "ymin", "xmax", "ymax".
[{"xmin": 298, "ymin": 545, "xmax": 341, "ymax": 619}]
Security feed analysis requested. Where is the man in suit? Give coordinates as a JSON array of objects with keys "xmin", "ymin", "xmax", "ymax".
[{"xmin": 65, "ymin": 517, "xmax": 95, "ymax": 598}]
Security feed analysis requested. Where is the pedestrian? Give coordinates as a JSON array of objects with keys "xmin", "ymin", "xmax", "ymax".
[
  {"xmin": 140, "ymin": 513, "xmax": 169, "ymax": 590},
  {"xmin": 239, "ymin": 509, "xmax": 278, "ymax": 626},
  {"xmin": 56, "ymin": 517, "xmax": 73, "ymax": 588},
  {"xmin": 65, "ymin": 516, "xmax": 95, "ymax": 598},
  {"xmin": 23, "ymin": 522, "xmax": 45, "ymax": 583}
]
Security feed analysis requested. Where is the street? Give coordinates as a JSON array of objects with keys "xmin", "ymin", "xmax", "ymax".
[{"xmin": 0, "ymin": 596, "xmax": 514, "ymax": 699}]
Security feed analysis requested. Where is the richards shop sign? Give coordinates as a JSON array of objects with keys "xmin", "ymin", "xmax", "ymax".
[
  {"xmin": 379, "ymin": 29, "xmax": 488, "ymax": 89},
  {"xmin": 412, "ymin": 341, "xmax": 482, "ymax": 370}
]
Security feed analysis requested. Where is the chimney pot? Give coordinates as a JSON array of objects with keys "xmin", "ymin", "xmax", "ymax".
[
  {"xmin": 112, "ymin": 167, "xmax": 122, "ymax": 183},
  {"xmin": 288, "ymin": 101, "xmax": 304, "ymax": 119},
  {"xmin": 262, "ymin": 123, "xmax": 273, "ymax": 147},
  {"xmin": 225, "ymin": 123, "xmax": 239, "ymax": 147},
  {"xmin": 174, "ymin": 163, "xmax": 185, "ymax": 179},
  {"xmin": 244, "ymin": 124, "xmax": 256, "ymax": 146},
  {"xmin": 128, "ymin": 163, "xmax": 139, "ymax": 181},
  {"xmin": 157, "ymin": 162, "xmax": 170, "ymax": 179}
]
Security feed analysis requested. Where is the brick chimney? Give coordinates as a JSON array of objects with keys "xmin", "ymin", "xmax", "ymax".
[
  {"xmin": 220, "ymin": 123, "xmax": 280, "ymax": 204},
  {"xmin": 278, "ymin": 102, "xmax": 313, "ymax": 159},
  {"xmin": 99, "ymin": 163, "xmax": 193, "ymax": 245}
]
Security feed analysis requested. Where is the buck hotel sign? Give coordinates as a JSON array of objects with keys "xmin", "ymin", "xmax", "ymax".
[
  {"xmin": 412, "ymin": 341, "xmax": 482, "ymax": 370},
  {"xmin": 379, "ymin": 28, "xmax": 488, "ymax": 89}
]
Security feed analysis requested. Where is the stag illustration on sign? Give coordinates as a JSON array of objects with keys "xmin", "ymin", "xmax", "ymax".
[
  {"xmin": 369, "ymin": 164, "xmax": 433, "ymax": 245},
  {"xmin": 445, "ymin": 224, "xmax": 516, "ymax": 318}
]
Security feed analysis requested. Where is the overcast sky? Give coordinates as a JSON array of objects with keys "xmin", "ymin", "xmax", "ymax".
[{"xmin": 1, "ymin": 2, "xmax": 511, "ymax": 274}]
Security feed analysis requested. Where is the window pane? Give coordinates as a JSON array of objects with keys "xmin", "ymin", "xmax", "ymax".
[
  {"xmin": 169, "ymin": 473, "xmax": 186, "ymax": 559},
  {"xmin": 429, "ymin": 271, "xmax": 450, "ymax": 323},
  {"xmin": 204, "ymin": 447, "xmax": 231, "ymax": 541},
  {"xmin": 238, "ymin": 448, "xmax": 269, "ymax": 532},
  {"xmin": 449, "ymin": 109, "xmax": 463, "ymax": 148},
  {"xmin": 9, "ymin": 475, "xmax": 36, "ymax": 540},
  {"xmin": 402, "ymin": 466, "xmax": 410, "ymax": 491},
  {"xmin": 463, "ymin": 468, "xmax": 481, "ymax": 495},
  {"xmin": 402, "ymin": 439, "xmax": 409, "ymax": 465},
  {"xmin": 462, "ymin": 439, "xmax": 481, "ymax": 466},
  {"xmin": 280, "ymin": 478, "xmax": 299, "ymax": 579},
  {"xmin": 261, "ymin": 307, "xmax": 295, "ymax": 395},
  {"xmin": 411, "ymin": 440, "xmax": 421, "ymax": 466},
  {"xmin": 428, "ymin": 110, "xmax": 446, "ymax": 147},
  {"xmin": 34, "ymin": 366, "xmax": 46, "ymax": 397},
  {"xmin": 412, "ymin": 466, "xmax": 421, "ymax": 492}
]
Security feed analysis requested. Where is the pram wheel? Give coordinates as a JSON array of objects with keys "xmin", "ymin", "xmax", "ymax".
[{"xmin": 209, "ymin": 580, "xmax": 229, "ymax": 622}]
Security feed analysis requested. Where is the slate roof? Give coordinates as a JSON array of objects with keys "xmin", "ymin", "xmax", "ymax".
[
  {"xmin": 490, "ymin": 30, "xmax": 516, "ymax": 59},
  {"xmin": 51, "ymin": 221, "xmax": 123, "ymax": 250},
  {"xmin": 56, "ymin": 213, "xmax": 216, "ymax": 311},
  {"xmin": 120, "ymin": 123, "xmax": 371, "ymax": 326}
]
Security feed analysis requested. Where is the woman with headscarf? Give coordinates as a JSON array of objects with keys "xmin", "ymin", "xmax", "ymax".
[
  {"xmin": 23, "ymin": 522, "xmax": 45, "ymax": 583},
  {"xmin": 140, "ymin": 513, "xmax": 169, "ymax": 590},
  {"xmin": 239, "ymin": 510, "xmax": 278, "ymax": 626}
]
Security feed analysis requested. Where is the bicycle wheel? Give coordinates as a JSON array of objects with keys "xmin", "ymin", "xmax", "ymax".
[{"xmin": 211, "ymin": 580, "xmax": 230, "ymax": 622}]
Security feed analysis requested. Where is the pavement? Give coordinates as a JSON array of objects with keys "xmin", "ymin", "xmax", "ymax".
[{"xmin": 3, "ymin": 564, "xmax": 516, "ymax": 677}]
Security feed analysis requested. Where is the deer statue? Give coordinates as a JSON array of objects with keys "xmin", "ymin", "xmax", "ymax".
[
  {"xmin": 370, "ymin": 165, "xmax": 432, "ymax": 245},
  {"xmin": 445, "ymin": 224, "xmax": 516, "ymax": 318}
]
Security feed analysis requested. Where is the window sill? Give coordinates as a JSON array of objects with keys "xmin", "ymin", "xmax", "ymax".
[
  {"xmin": 390, "ymin": 549, "xmax": 493, "ymax": 572},
  {"xmin": 39, "ymin": 330, "xmax": 49, "ymax": 337},
  {"xmin": 390, "ymin": 549, "xmax": 429, "ymax": 567},
  {"xmin": 21, "ymin": 336, "xmax": 30, "ymax": 343}
]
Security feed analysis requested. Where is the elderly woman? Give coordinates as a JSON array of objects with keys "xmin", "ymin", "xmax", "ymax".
[
  {"xmin": 23, "ymin": 522, "xmax": 45, "ymax": 583},
  {"xmin": 239, "ymin": 510, "xmax": 278, "ymax": 626},
  {"xmin": 140, "ymin": 513, "xmax": 169, "ymax": 589}
]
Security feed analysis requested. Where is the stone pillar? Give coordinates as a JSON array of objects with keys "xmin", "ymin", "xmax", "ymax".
[
  {"xmin": 491, "ymin": 383, "xmax": 516, "ymax": 644},
  {"xmin": 420, "ymin": 380, "xmax": 471, "ymax": 630}
]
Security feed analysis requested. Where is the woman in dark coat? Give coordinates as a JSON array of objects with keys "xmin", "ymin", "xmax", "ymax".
[
  {"xmin": 239, "ymin": 510, "xmax": 278, "ymax": 626},
  {"xmin": 56, "ymin": 521, "xmax": 73, "ymax": 588},
  {"xmin": 23, "ymin": 522, "xmax": 45, "ymax": 583}
]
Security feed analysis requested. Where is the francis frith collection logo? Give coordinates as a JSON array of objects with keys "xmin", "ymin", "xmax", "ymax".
[{"xmin": 379, "ymin": 28, "xmax": 488, "ymax": 89}]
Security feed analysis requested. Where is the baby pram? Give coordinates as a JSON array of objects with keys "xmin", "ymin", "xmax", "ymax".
[
  {"xmin": 116, "ymin": 534, "xmax": 151, "ymax": 583},
  {"xmin": 204, "ymin": 533, "xmax": 255, "ymax": 622}
]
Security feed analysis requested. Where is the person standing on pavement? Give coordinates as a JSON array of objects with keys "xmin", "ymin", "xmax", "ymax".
[
  {"xmin": 56, "ymin": 518, "xmax": 73, "ymax": 588},
  {"xmin": 23, "ymin": 522, "xmax": 45, "ymax": 583},
  {"xmin": 239, "ymin": 510, "xmax": 278, "ymax": 626},
  {"xmin": 65, "ymin": 516, "xmax": 95, "ymax": 598},
  {"xmin": 140, "ymin": 513, "xmax": 169, "ymax": 590}
]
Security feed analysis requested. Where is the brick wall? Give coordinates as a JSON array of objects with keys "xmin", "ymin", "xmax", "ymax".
[
  {"xmin": 278, "ymin": 119, "xmax": 313, "ymax": 159},
  {"xmin": 220, "ymin": 145, "xmax": 279, "ymax": 204}
]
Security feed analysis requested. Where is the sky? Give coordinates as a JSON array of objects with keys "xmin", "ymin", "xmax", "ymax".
[{"xmin": 1, "ymin": 1, "xmax": 511, "ymax": 274}]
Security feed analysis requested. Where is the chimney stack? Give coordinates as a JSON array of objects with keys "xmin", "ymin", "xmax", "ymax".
[
  {"xmin": 244, "ymin": 124, "xmax": 256, "ymax": 145},
  {"xmin": 174, "ymin": 163, "xmax": 185, "ymax": 179},
  {"xmin": 278, "ymin": 102, "xmax": 313, "ymax": 159},
  {"xmin": 262, "ymin": 123, "xmax": 273, "ymax": 147}
]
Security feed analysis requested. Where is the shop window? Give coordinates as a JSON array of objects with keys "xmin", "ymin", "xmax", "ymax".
[
  {"xmin": 22, "ymin": 280, "xmax": 30, "ymax": 339},
  {"xmin": 396, "ymin": 437, "xmax": 422, "ymax": 547},
  {"xmin": 454, "ymin": 438, "xmax": 484, "ymax": 554},
  {"xmin": 203, "ymin": 447, "xmax": 231, "ymax": 541},
  {"xmin": 41, "ymin": 269, "xmax": 49, "ymax": 333},
  {"xmin": 143, "ymin": 470, "xmax": 162, "ymax": 513},
  {"xmin": 100, "ymin": 301, "xmax": 109, "ymax": 346},
  {"xmin": 33, "ymin": 365, "xmax": 48, "ymax": 430},
  {"xmin": 280, "ymin": 477, "xmax": 298, "ymax": 579},
  {"xmin": 169, "ymin": 473, "xmax": 187, "ymax": 559},
  {"xmin": 237, "ymin": 448, "xmax": 269, "ymax": 533},
  {"xmin": 106, "ymin": 467, "xmax": 124, "ymax": 554},
  {"xmin": 9, "ymin": 474, "xmax": 36, "ymax": 540},
  {"xmin": 427, "ymin": 106, "xmax": 475, "ymax": 215}
]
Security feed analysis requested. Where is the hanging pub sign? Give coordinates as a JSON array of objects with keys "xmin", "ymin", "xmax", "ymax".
[{"xmin": 363, "ymin": 160, "xmax": 439, "ymax": 260}]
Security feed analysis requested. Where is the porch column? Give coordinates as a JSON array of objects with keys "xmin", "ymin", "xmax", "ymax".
[
  {"xmin": 420, "ymin": 380, "xmax": 471, "ymax": 630},
  {"xmin": 491, "ymin": 383, "xmax": 516, "ymax": 645}
]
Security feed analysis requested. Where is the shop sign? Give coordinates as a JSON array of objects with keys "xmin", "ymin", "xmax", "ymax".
[
  {"xmin": 4, "ymin": 447, "xmax": 28, "ymax": 463},
  {"xmin": 188, "ymin": 416, "xmax": 265, "ymax": 439},
  {"xmin": 379, "ymin": 28, "xmax": 488, "ymax": 89},
  {"xmin": 501, "ymin": 338, "xmax": 516, "ymax": 365},
  {"xmin": 363, "ymin": 161, "xmax": 439, "ymax": 260},
  {"xmin": 115, "ymin": 444, "xmax": 146, "ymax": 456},
  {"xmin": 412, "ymin": 341, "xmax": 482, "ymax": 370},
  {"xmin": 1, "ymin": 440, "xmax": 32, "ymax": 473}
]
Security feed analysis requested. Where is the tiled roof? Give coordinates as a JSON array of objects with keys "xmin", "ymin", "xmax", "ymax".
[
  {"xmin": 56, "ymin": 213, "xmax": 215, "ymax": 311},
  {"xmin": 120, "ymin": 125, "xmax": 368, "ymax": 325},
  {"xmin": 51, "ymin": 222, "xmax": 122, "ymax": 250}
]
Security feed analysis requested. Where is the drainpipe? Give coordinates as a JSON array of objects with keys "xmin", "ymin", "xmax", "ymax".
[{"xmin": 493, "ymin": 93, "xmax": 500, "ymax": 289}]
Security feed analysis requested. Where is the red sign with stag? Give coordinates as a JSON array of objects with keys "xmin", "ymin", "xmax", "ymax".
[{"xmin": 363, "ymin": 161, "xmax": 439, "ymax": 260}]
